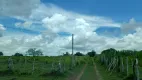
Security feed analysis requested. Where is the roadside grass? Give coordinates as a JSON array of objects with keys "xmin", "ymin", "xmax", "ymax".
[
  {"xmin": 140, "ymin": 67, "xmax": 142, "ymax": 79},
  {"xmin": 96, "ymin": 62, "xmax": 123, "ymax": 80},
  {"xmin": 0, "ymin": 64, "xmax": 85, "ymax": 80},
  {"xmin": 65, "ymin": 64, "xmax": 85, "ymax": 80}
]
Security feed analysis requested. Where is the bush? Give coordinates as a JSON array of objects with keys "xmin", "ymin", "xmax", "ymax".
[
  {"xmin": 75, "ymin": 52, "xmax": 84, "ymax": 56},
  {"xmin": 0, "ymin": 52, "xmax": 3, "ymax": 56},
  {"xmin": 13, "ymin": 53, "xmax": 23, "ymax": 56},
  {"xmin": 87, "ymin": 50, "xmax": 96, "ymax": 57},
  {"xmin": 0, "ymin": 70, "xmax": 14, "ymax": 76}
]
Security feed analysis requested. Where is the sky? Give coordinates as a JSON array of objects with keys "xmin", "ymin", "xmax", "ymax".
[{"xmin": 0, "ymin": 0, "xmax": 142, "ymax": 56}]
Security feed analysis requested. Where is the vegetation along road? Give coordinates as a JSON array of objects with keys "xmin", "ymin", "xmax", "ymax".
[{"xmin": 0, "ymin": 48, "xmax": 141, "ymax": 80}]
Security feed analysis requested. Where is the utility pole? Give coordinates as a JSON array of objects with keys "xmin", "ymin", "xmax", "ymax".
[
  {"xmin": 72, "ymin": 34, "xmax": 74, "ymax": 68},
  {"xmin": 72, "ymin": 34, "xmax": 74, "ymax": 56}
]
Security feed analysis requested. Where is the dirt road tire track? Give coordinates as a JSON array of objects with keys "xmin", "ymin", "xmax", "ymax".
[{"xmin": 68, "ymin": 64, "xmax": 87, "ymax": 80}]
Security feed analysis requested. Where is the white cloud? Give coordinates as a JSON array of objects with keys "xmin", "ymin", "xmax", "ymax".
[
  {"xmin": 0, "ymin": 0, "xmax": 40, "ymax": 18},
  {"xmin": 15, "ymin": 21, "xmax": 32, "ymax": 28},
  {"xmin": 0, "ymin": 24, "xmax": 6, "ymax": 37},
  {"xmin": 1, "ymin": 1, "xmax": 142, "ymax": 56},
  {"xmin": 29, "ymin": 3, "xmax": 120, "ymax": 26},
  {"xmin": 0, "ymin": 34, "xmax": 71, "ymax": 56},
  {"xmin": 0, "ymin": 24, "xmax": 6, "ymax": 31},
  {"xmin": 15, "ymin": 22, "xmax": 22, "ymax": 27},
  {"xmin": 1, "ymin": 27, "xmax": 142, "ymax": 56},
  {"xmin": 23, "ymin": 21, "xmax": 33, "ymax": 27},
  {"xmin": 121, "ymin": 18, "xmax": 142, "ymax": 34}
]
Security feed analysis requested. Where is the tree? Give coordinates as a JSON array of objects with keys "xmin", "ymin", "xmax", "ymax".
[
  {"xmin": 0, "ymin": 52, "xmax": 3, "ymax": 56},
  {"xmin": 35, "ymin": 49, "xmax": 43, "ymax": 56},
  {"xmin": 26, "ymin": 48, "xmax": 43, "ymax": 56},
  {"xmin": 101, "ymin": 48, "xmax": 136, "ymax": 57},
  {"xmin": 13, "ymin": 53, "xmax": 23, "ymax": 56},
  {"xmin": 101, "ymin": 48, "xmax": 117, "ymax": 57},
  {"xmin": 87, "ymin": 50, "xmax": 96, "ymax": 57},
  {"xmin": 63, "ymin": 52, "xmax": 70, "ymax": 56},
  {"xmin": 26, "ymin": 48, "xmax": 36, "ymax": 56},
  {"xmin": 75, "ymin": 52, "xmax": 84, "ymax": 56}
]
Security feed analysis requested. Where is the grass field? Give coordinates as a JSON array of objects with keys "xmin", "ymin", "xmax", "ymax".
[
  {"xmin": 96, "ymin": 62, "xmax": 123, "ymax": 80},
  {"xmin": 0, "ymin": 55, "xmax": 141, "ymax": 80},
  {"xmin": 80, "ymin": 64, "xmax": 96, "ymax": 80},
  {"xmin": 0, "ymin": 56, "xmax": 86, "ymax": 80}
]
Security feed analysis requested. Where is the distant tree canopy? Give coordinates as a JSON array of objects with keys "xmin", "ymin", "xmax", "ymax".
[
  {"xmin": 26, "ymin": 48, "xmax": 43, "ymax": 56},
  {"xmin": 87, "ymin": 50, "xmax": 96, "ymax": 57},
  {"xmin": 101, "ymin": 48, "xmax": 136, "ymax": 57},
  {"xmin": 0, "ymin": 52, "xmax": 3, "ymax": 56},
  {"xmin": 13, "ymin": 53, "xmax": 23, "ymax": 56},
  {"xmin": 101, "ymin": 48, "xmax": 117, "ymax": 57},
  {"xmin": 63, "ymin": 52, "xmax": 70, "ymax": 56},
  {"xmin": 75, "ymin": 52, "xmax": 84, "ymax": 56}
]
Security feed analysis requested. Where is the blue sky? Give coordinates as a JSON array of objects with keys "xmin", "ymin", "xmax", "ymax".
[
  {"xmin": 0, "ymin": 16, "xmax": 41, "ymax": 35},
  {"xmin": 0, "ymin": 0, "xmax": 142, "ymax": 55},
  {"xmin": 41, "ymin": 0, "xmax": 142, "ymax": 22},
  {"xmin": 1, "ymin": 0, "xmax": 141, "ymax": 36}
]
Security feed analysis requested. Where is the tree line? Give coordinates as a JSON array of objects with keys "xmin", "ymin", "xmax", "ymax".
[
  {"xmin": 101, "ymin": 48, "xmax": 142, "ymax": 58},
  {"xmin": 63, "ymin": 50, "xmax": 96, "ymax": 57},
  {"xmin": 1, "ymin": 48, "xmax": 142, "ymax": 58},
  {"xmin": 0, "ymin": 48, "xmax": 43, "ymax": 56},
  {"xmin": 0, "ymin": 49, "xmax": 96, "ymax": 57}
]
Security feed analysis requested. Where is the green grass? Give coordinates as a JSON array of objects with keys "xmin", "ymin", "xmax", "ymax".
[
  {"xmin": 0, "ymin": 56, "xmax": 86, "ymax": 80},
  {"xmin": 140, "ymin": 66, "xmax": 142, "ymax": 79},
  {"xmin": 0, "ymin": 65, "xmax": 85, "ymax": 80},
  {"xmin": 0, "ymin": 56, "xmax": 140, "ymax": 80},
  {"xmin": 96, "ymin": 62, "xmax": 123, "ymax": 80},
  {"xmin": 65, "ymin": 64, "xmax": 85, "ymax": 80},
  {"xmin": 80, "ymin": 64, "xmax": 96, "ymax": 80}
]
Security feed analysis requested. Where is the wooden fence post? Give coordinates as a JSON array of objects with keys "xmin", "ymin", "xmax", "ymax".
[
  {"xmin": 133, "ymin": 58, "xmax": 139, "ymax": 80},
  {"xmin": 63, "ymin": 58, "xmax": 66, "ymax": 72},
  {"xmin": 58, "ymin": 60, "xmax": 62, "ymax": 73},
  {"xmin": 32, "ymin": 58, "xmax": 35, "ymax": 75},
  {"xmin": 126, "ymin": 57, "xmax": 129, "ymax": 76},
  {"xmin": 121, "ymin": 57, "xmax": 124, "ymax": 73},
  {"xmin": 131, "ymin": 59, "xmax": 133, "ymax": 67},
  {"xmin": 24, "ymin": 56, "xmax": 27, "ymax": 70},
  {"xmin": 51, "ymin": 62, "xmax": 55, "ymax": 71},
  {"xmin": 8, "ymin": 57, "xmax": 14, "ymax": 71}
]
